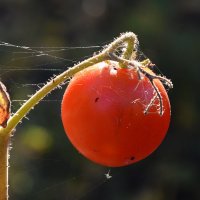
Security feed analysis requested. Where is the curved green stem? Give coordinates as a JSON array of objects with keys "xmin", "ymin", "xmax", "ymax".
[
  {"xmin": 1, "ymin": 52, "xmax": 106, "ymax": 136},
  {"xmin": 102, "ymin": 32, "xmax": 137, "ymax": 57},
  {"xmin": 0, "ymin": 32, "xmax": 138, "ymax": 136},
  {"xmin": 116, "ymin": 32, "xmax": 137, "ymax": 68},
  {"xmin": 0, "ymin": 32, "xmax": 138, "ymax": 200}
]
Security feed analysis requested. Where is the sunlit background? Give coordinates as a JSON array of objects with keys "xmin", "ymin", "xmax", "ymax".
[{"xmin": 0, "ymin": 0, "xmax": 200, "ymax": 200}]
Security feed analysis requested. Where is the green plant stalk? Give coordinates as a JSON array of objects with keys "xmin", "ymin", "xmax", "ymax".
[
  {"xmin": 0, "ymin": 134, "xmax": 9, "ymax": 200},
  {"xmin": 119, "ymin": 32, "xmax": 137, "ymax": 68},
  {"xmin": 0, "ymin": 32, "xmax": 137, "ymax": 200}
]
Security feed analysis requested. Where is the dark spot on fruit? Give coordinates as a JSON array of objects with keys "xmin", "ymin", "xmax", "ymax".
[
  {"xmin": 130, "ymin": 156, "xmax": 135, "ymax": 160},
  {"xmin": 95, "ymin": 97, "xmax": 100, "ymax": 102}
]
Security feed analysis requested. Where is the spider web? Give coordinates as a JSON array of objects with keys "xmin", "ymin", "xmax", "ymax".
[{"xmin": 0, "ymin": 41, "xmax": 102, "ymax": 107}]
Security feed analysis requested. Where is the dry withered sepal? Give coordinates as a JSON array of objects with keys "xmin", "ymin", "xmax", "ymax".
[{"xmin": 0, "ymin": 82, "xmax": 11, "ymax": 128}]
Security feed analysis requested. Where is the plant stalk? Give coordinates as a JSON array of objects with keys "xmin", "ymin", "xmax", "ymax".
[
  {"xmin": 0, "ymin": 134, "xmax": 9, "ymax": 200},
  {"xmin": 0, "ymin": 32, "xmax": 137, "ymax": 137},
  {"xmin": 0, "ymin": 32, "xmax": 138, "ymax": 200}
]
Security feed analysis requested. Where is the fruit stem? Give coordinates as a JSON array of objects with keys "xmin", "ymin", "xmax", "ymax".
[
  {"xmin": 102, "ymin": 32, "xmax": 138, "ymax": 68},
  {"xmin": 0, "ymin": 32, "xmax": 138, "ymax": 200},
  {"xmin": 121, "ymin": 33, "xmax": 137, "ymax": 59},
  {"xmin": 0, "ymin": 32, "xmax": 138, "ymax": 136}
]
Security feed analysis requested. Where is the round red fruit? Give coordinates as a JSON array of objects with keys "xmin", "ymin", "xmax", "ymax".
[{"xmin": 61, "ymin": 61, "xmax": 171, "ymax": 167}]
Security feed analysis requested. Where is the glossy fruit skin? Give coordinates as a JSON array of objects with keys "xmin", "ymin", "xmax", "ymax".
[{"xmin": 61, "ymin": 61, "xmax": 171, "ymax": 167}]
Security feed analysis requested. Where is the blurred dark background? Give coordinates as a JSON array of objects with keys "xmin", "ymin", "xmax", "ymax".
[{"xmin": 0, "ymin": 0, "xmax": 200, "ymax": 200}]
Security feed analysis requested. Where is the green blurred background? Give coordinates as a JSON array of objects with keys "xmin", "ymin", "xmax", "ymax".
[{"xmin": 0, "ymin": 0, "xmax": 200, "ymax": 199}]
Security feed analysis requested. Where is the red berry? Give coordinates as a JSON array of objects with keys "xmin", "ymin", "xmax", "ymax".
[{"xmin": 61, "ymin": 61, "xmax": 171, "ymax": 167}]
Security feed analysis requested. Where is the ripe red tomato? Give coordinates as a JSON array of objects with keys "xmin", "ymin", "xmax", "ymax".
[{"xmin": 61, "ymin": 61, "xmax": 171, "ymax": 167}]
